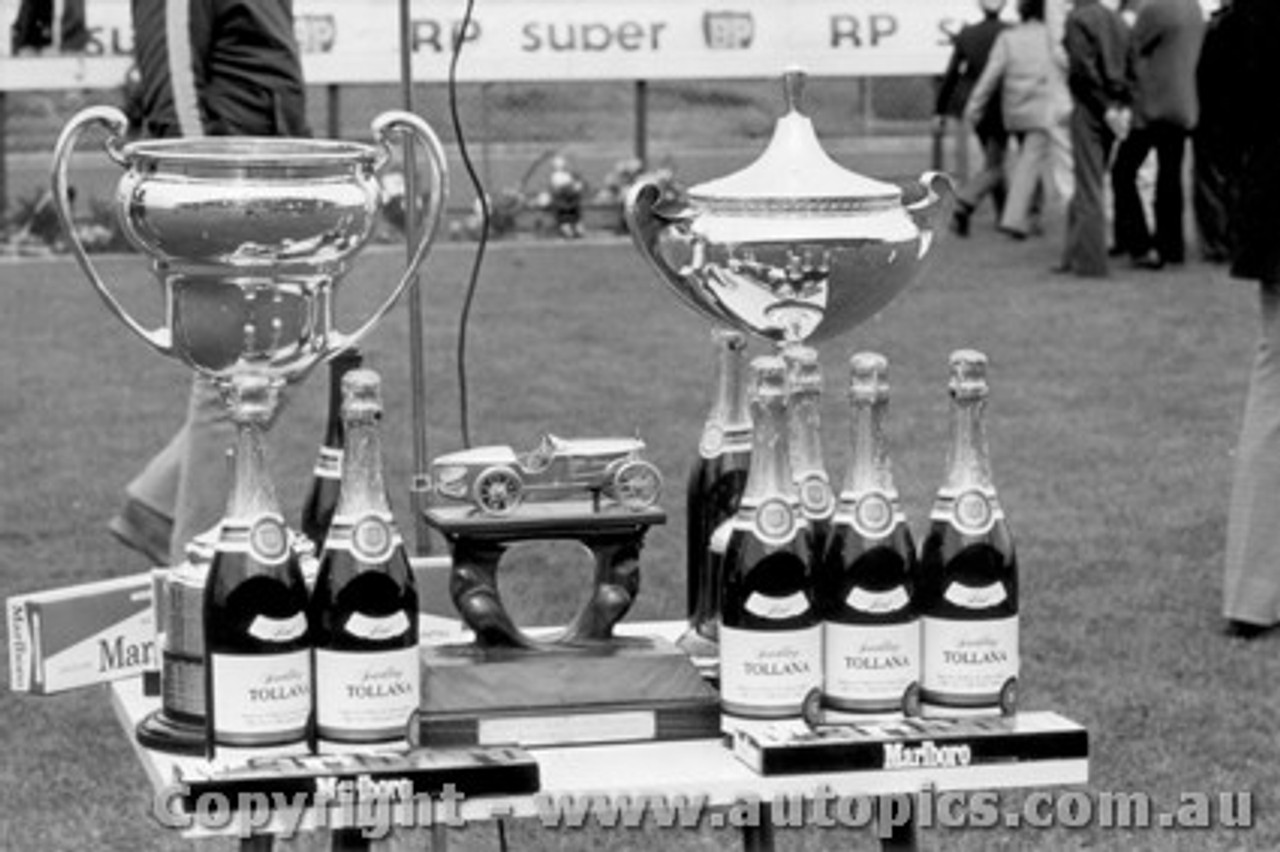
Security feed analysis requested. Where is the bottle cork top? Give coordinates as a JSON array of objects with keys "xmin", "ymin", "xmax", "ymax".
[
  {"xmin": 750, "ymin": 355, "xmax": 789, "ymax": 400},
  {"xmin": 849, "ymin": 351, "xmax": 890, "ymax": 399},
  {"xmin": 712, "ymin": 327, "xmax": 748, "ymax": 351},
  {"xmin": 227, "ymin": 372, "xmax": 278, "ymax": 422},
  {"xmin": 784, "ymin": 345, "xmax": 823, "ymax": 393},
  {"xmin": 948, "ymin": 349, "xmax": 989, "ymax": 398},
  {"xmin": 341, "ymin": 368, "xmax": 383, "ymax": 418}
]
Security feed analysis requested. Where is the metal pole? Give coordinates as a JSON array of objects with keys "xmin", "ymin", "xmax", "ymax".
[
  {"xmin": 399, "ymin": 0, "xmax": 435, "ymax": 557},
  {"xmin": 0, "ymin": 92, "xmax": 8, "ymax": 225},
  {"xmin": 634, "ymin": 80, "xmax": 648, "ymax": 168},
  {"xmin": 326, "ymin": 83, "xmax": 341, "ymax": 140}
]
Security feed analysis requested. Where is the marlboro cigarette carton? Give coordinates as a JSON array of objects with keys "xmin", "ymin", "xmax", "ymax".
[{"xmin": 8, "ymin": 572, "xmax": 155, "ymax": 694}]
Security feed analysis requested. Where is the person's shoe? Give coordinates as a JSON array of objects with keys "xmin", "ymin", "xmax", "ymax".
[
  {"xmin": 997, "ymin": 226, "xmax": 1028, "ymax": 241},
  {"xmin": 108, "ymin": 499, "xmax": 173, "ymax": 566},
  {"xmin": 1225, "ymin": 619, "xmax": 1274, "ymax": 640},
  {"xmin": 1130, "ymin": 250, "xmax": 1165, "ymax": 271}
]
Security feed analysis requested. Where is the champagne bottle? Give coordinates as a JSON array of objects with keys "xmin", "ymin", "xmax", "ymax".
[
  {"xmin": 785, "ymin": 345, "xmax": 835, "ymax": 561},
  {"xmin": 719, "ymin": 355, "xmax": 821, "ymax": 718},
  {"xmin": 203, "ymin": 374, "xmax": 312, "ymax": 759},
  {"xmin": 300, "ymin": 348, "xmax": 364, "ymax": 549},
  {"xmin": 311, "ymin": 369, "xmax": 420, "ymax": 752},
  {"xmin": 821, "ymin": 352, "xmax": 920, "ymax": 716},
  {"xmin": 681, "ymin": 328, "xmax": 752, "ymax": 657},
  {"xmin": 918, "ymin": 350, "xmax": 1019, "ymax": 717}
]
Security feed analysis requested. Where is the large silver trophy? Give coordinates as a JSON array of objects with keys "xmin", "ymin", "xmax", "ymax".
[
  {"xmin": 625, "ymin": 68, "xmax": 953, "ymax": 348},
  {"xmin": 625, "ymin": 68, "xmax": 954, "ymax": 663},
  {"xmin": 51, "ymin": 105, "xmax": 448, "ymax": 388}
]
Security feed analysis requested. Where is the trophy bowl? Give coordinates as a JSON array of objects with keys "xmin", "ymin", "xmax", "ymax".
[
  {"xmin": 50, "ymin": 105, "xmax": 449, "ymax": 385},
  {"xmin": 625, "ymin": 69, "xmax": 954, "ymax": 346}
]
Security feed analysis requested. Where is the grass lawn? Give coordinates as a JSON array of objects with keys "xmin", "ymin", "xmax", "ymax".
[{"xmin": 0, "ymin": 218, "xmax": 1274, "ymax": 850}]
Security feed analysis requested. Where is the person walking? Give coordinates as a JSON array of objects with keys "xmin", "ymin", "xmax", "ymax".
[
  {"xmin": 109, "ymin": 0, "xmax": 311, "ymax": 566},
  {"xmin": 1217, "ymin": 0, "xmax": 1280, "ymax": 638},
  {"xmin": 1108, "ymin": 0, "xmax": 1206, "ymax": 270},
  {"xmin": 935, "ymin": 0, "xmax": 1011, "ymax": 237},
  {"xmin": 1057, "ymin": 0, "xmax": 1131, "ymax": 277},
  {"xmin": 1191, "ymin": 0, "xmax": 1234, "ymax": 264},
  {"xmin": 965, "ymin": 0, "xmax": 1073, "ymax": 241}
]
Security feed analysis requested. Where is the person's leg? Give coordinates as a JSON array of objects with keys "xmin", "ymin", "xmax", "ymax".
[
  {"xmin": 1000, "ymin": 132, "xmax": 1040, "ymax": 236},
  {"xmin": 1064, "ymin": 111, "xmax": 1111, "ymax": 276},
  {"xmin": 1110, "ymin": 128, "xmax": 1154, "ymax": 259},
  {"xmin": 169, "ymin": 375, "xmax": 236, "ymax": 564},
  {"xmin": 1192, "ymin": 130, "xmax": 1233, "ymax": 262},
  {"xmin": 1152, "ymin": 123, "xmax": 1188, "ymax": 265},
  {"xmin": 1225, "ymin": 281, "xmax": 1280, "ymax": 631}
]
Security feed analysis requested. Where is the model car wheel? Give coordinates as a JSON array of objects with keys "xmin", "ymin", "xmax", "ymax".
[
  {"xmin": 610, "ymin": 460, "xmax": 662, "ymax": 510},
  {"xmin": 473, "ymin": 466, "xmax": 524, "ymax": 515}
]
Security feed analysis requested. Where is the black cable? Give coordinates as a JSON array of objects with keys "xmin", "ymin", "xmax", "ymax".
[{"xmin": 447, "ymin": 0, "xmax": 487, "ymax": 449}]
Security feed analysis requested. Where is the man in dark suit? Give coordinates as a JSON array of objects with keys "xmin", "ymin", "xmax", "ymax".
[
  {"xmin": 1058, "ymin": 0, "xmax": 1131, "ymax": 277},
  {"xmin": 1109, "ymin": 0, "xmax": 1206, "ymax": 269},
  {"xmin": 935, "ymin": 0, "xmax": 1010, "ymax": 237}
]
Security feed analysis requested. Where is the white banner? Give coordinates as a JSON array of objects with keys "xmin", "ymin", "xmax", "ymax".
[{"xmin": 1, "ymin": 0, "xmax": 989, "ymax": 90}]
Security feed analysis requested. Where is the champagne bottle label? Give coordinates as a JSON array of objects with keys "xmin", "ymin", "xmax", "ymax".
[
  {"xmin": 315, "ymin": 645, "xmax": 420, "ymax": 742},
  {"xmin": 930, "ymin": 488, "xmax": 1003, "ymax": 536},
  {"xmin": 823, "ymin": 621, "xmax": 920, "ymax": 708},
  {"xmin": 312, "ymin": 447, "xmax": 343, "ymax": 479},
  {"xmin": 699, "ymin": 424, "xmax": 725, "ymax": 458},
  {"xmin": 921, "ymin": 615, "xmax": 1019, "ymax": 705},
  {"xmin": 847, "ymin": 491, "xmax": 895, "ymax": 538},
  {"xmin": 246, "ymin": 612, "xmax": 308, "ymax": 643},
  {"xmin": 942, "ymin": 580, "xmax": 1009, "ymax": 609},
  {"xmin": 744, "ymin": 590, "xmax": 811, "ymax": 620},
  {"xmin": 219, "ymin": 515, "xmax": 291, "ymax": 565},
  {"xmin": 344, "ymin": 610, "xmax": 413, "ymax": 641},
  {"xmin": 327, "ymin": 512, "xmax": 403, "ymax": 563},
  {"xmin": 720, "ymin": 624, "xmax": 822, "ymax": 712},
  {"xmin": 750, "ymin": 498, "xmax": 798, "ymax": 544},
  {"xmin": 209, "ymin": 650, "xmax": 311, "ymax": 743},
  {"xmin": 797, "ymin": 475, "xmax": 834, "ymax": 520},
  {"xmin": 844, "ymin": 585, "xmax": 910, "ymax": 613}
]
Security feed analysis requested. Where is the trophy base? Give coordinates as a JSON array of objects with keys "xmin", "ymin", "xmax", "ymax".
[
  {"xmin": 136, "ymin": 709, "xmax": 207, "ymax": 756},
  {"xmin": 414, "ymin": 635, "xmax": 720, "ymax": 748}
]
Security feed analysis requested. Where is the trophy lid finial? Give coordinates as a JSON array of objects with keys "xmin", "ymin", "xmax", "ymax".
[{"xmin": 782, "ymin": 67, "xmax": 807, "ymax": 116}]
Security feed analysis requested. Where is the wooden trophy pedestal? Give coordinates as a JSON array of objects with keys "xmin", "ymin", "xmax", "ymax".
[{"xmin": 417, "ymin": 502, "xmax": 720, "ymax": 748}]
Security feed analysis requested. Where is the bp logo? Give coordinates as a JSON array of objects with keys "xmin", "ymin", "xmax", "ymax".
[
  {"xmin": 854, "ymin": 492, "xmax": 894, "ymax": 536},
  {"xmin": 755, "ymin": 498, "xmax": 796, "ymax": 542},
  {"xmin": 352, "ymin": 515, "xmax": 395, "ymax": 562},
  {"xmin": 249, "ymin": 516, "xmax": 289, "ymax": 564},
  {"xmin": 799, "ymin": 476, "xmax": 834, "ymax": 518},
  {"xmin": 954, "ymin": 490, "xmax": 994, "ymax": 533}
]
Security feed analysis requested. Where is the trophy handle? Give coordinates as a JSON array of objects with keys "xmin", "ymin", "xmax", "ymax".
[
  {"xmin": 327, "ymin": 110, "xmax": 450, "ymax": 354},
  {"xmin": 905, "ymin": 171, "xmax": 957, "ymax": 259},
  {"xmin": 624, "ymin": 178, "xmax": 732, "ymax": 327},
  {"xmin": 50, "ymin": 105, "xmax": 174, "ymax": 356}
]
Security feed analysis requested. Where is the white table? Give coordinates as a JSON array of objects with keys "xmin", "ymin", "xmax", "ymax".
[{"xmin": 109, "ymin": 619, "xmax": 1088, "ymax": 852}]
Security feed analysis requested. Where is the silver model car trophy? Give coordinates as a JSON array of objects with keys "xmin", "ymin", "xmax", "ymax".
[
  {"xmin": 625, "ymin": 67, "xmax": 954, "ymax": 667},
  {"xmin": 51, "ymin": 105, "xmax": 449, "ymax": 755}
]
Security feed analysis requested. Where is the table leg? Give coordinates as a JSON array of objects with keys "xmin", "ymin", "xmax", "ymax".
[
  {"xmin": 740, "ymin": 821, "xmax": 774, "ymax": 852},
  {"xmin": 876, "ymin": 795, "xmax": 919, "ymax": 852}
]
